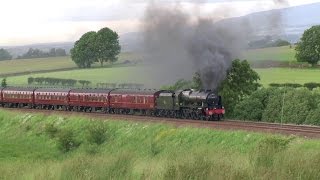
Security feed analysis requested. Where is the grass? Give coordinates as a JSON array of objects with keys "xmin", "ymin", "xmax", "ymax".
[
  {"xmin": 0, "ymin": 52, "xmax": 140, "ymax": 76},
  {"xmin": 6, "ymin": 66, "xmax": 320, "ymax": 88},
  {"xmin": 243, "ymin": 46, "xmax": 296, "ymax": 62},
  {"xmin": 5, "ymin": 66, "xmax": 151, "ymax": 87},
  {"xmin": 0, "ymin": 109, "xmax": 320, "ymax": 179},
  {"xmin": 256, "ymin": 68, "xmax": 320, "ymax": 86}
]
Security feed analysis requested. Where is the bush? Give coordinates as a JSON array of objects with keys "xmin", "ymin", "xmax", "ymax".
[
  {"xmin": 250, "ymin": 137, "xmax": 292, "ymax": 168},
  {"xmin": 233, "ymin": 88, "xmax": 281, "ymax": 121},
  {"xmin": 44, "ymin": 123, "xmax": 58, "ymax": 138},
  {"xmin": 233, "ymin": 98, "xmax": 264, "ymax": 121},
  {"xmin": 87, "ymin": 122, "xmax": 108, "ymax": 145},
  {"xmin": 262, "ymin": 88, "xmax": 315, "ymax": 124},
  {"xmin": 57, "ymin": 129, "xmax": 80, "ymax": 152},
  {"xmin": 305, "ymin": 106, "xmax": 320, "ymax": 126},
  {"xmin": 304, "ymin": 82, "xmax": 320, "ymax": 90}
]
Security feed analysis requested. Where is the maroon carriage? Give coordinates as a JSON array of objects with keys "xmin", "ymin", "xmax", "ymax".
[
  {"xmin": 109, "ymin": 89, "xmax": 161, "ymax": 114},
  {"xmin": 69, "ymin": 89, "xmax": 112, "ymax": 112},
  {"xmin": 0, "ymin": 87, "xmax": 4, "ymax": 106},
  {"xmin": 1, "ymin": 87, "xmax": 36, "ymax": 108},
  {"xmin": 34, "ymin": 88, "xmax": 70, "ymax": 110}
]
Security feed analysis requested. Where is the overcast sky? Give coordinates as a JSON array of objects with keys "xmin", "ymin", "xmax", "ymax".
[{"xmin": 0, "ymin": 0, "xmax": 319, "ymax": 46}]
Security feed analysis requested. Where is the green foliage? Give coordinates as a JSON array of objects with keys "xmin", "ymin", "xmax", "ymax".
[
  {"xmin": 1, "ymin": 78, "xmax": 7, "ymax": 87},
  {"xmin": 304, "ymin": 82, "xmax": 320, "ymax": 90},
  {"xmin": 17, "ymin": 48, "xmax": 66, "ymax": 59},
  {"xmin": 57, "ymin": 129, "xmax": 80, "ymax": 152},
  {"xmin": 233, "ymin": 98, "xmax": 264, "ymax": 121},
  {"xmin": 27, "ymin": 76, "xmax": 90, "ymax": 87},
  {"xmin": 269, "ymin": 83, "xmax": 303, "ymax": 88},
  {"xmin": 71, "ymin": 27, "xmax": 121, "ymax": 68},
  {"xmin": 296, "ymin": 25, "xmax": 320, "ymax": 66},
  {"xmin": 163, "ymin": 154, "xmax": 213, "ymax": 180},
  {"xmin": 305, "ymin": 106, "xmax": 320, "ymax": 126},
  {"xmin": 44, "ymin": 123, "xmax": 59, "ymax": 138},
  {"xmin": 86, "ymin": 122, "xmax": 108, "ymax": 145},
  {"xmin": 274, "ymin": 39, "xmax": 291, "ymax": 47},
  {"xmin": 95, "ymin": 27, "xmax": 121, "ymax": 67},
  {"xmin": 71, "ymin": 31, "xmax": 97, "ymax": 68},
  {"xmin": 250, "ymin": 137, "xmax": 291, "ymax": 168},
  {"xmin": 219, "ymin": 59, "xmax": 260, "ymax": 116},
  {"xmin": 0, "ymin": 48, "xmax": 12, "ymax": 61},
  {"xmin": 233, "ymin": 88, "xmax": 280, "ymax": 121},
  {"xmin": 262, "ymin": 88, "xmax": 316, "ymax": 124},
  {"xmin": 248, "ymin": 36, "xmax": 291, "ymax": 49},
  {"xmin": 1, "ymin": 110, "xmax": 320, "ymax": 179}
]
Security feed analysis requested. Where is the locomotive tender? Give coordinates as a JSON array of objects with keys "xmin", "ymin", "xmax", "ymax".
[{"xmin": 0, "ymin": 87, "xmax": 225, "ymax": 120}]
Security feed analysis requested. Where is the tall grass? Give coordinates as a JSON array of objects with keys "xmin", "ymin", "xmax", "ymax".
[{"xmin": 0, "ymin": 109, "xmax": 320, "ymax": 179}]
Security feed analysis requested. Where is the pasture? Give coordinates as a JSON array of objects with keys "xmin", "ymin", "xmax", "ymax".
[
  {"xmin": 6, "ymin": 67, "xmax": 320, "ymax": 88},
  {"xmin": 0, "ymin": 52, "xmax": 139, "ymax": 76},
  {"xmin": 256, "ymin": 68, "xmax": 320, "ymax": 86},
  {"xmin": 243, "ymin": 46, "xmax": 296, "ymax": 62},
  {"xmin": 4, "ymin": 66, "xmax": 156, "ymax": 87}
]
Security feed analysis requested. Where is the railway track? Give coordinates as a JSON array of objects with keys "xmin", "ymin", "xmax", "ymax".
[{"xmin": 2, "ymin": 107, "xmax": 320, "ymax": 138}]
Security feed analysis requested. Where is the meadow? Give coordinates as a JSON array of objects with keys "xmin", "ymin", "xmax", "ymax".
[
  {"xmin": 256, "ymin": 68, "xmax": 320, "ymax": 86},
  {"xmin": 0, "ymin": 52, "xmax": 139, "ymax": 76},
  {"xmin": 2, "ymin": 46, "xmax": 320, "ymax": 88},
  {"xmin": 0, "ymin": 109, "xmax": 319, "ymax": 179},
  {"xmin": 243, "ymin": 46, "xmax": 296, "ymax": 62},
  {"xmin": 6, "ymin": 66, "xmax": 320, "ymax": 88},
  {"xmin": 4, "ymin": 66, "xmax": 154, "ymax": 87}
]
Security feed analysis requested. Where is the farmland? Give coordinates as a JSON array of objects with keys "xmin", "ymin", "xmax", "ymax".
[
  {"xmin": 0, "ymin": 52, "xmax": 140, "ymax": 77},
  {"xmin": 243, "ymin": 46, "xmax": 296, "ymax": 62},
  {"xmin": 0, "ymin": 109, "xmax": 320, "ymax": 179},
  {"xmin": 5, "ymin": 66, "xmax": 154, "ymax": 87},
  {"xmin": 256, "ymin": 68, "xmax": 320, "ymax": 86},
  {"xmin": 2, "ymin": 46, "xmax": 320, "ymax": 88}
]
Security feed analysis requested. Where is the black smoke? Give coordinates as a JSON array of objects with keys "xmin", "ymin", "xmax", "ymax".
[{"xmin": 141, "ymin": 1, "xmax": 288, "ymax": 90}]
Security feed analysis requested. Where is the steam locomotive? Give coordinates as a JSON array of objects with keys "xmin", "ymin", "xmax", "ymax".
[{"xmin": 0, "ymin": 87, "xmax": 225, "ymax": 120}]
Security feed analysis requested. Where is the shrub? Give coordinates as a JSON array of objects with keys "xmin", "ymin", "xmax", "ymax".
[
  {"xmin": 44, "ymin": 123, "xmax": 58, "ymax": 138},
  {"xmin": 262, "ymin": 88, "xmax": 315, "ymax": 124},
  {"xmin": 233, "ymin": 88, "xmax": 281, "ymax": 121},
  {"xmin": 87, "ymin": 122, "xmax": 108, "ymax": 145},
  {"xmin": 57, "ymin": 129, "xmax": 80, "ymax": 152},
  {"xmin": 250, "ymin": 137, "xmax": 292, "ymax": 168},
  {"xmin": 233, "ymin": 98, "xmax": 264, "ymax": 121},
  {"xmin": 304, "ymin": 82, "xmax": 320, "ymax": 90},
  {"xmin": 305, "ymin": 106, "xmax": 320, "ymax": 126}
]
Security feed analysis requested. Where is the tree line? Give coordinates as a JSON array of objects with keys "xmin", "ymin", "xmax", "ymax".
[
  {"xmin": 27, "ymin": 77, "xmax": 90, "ymax": 87},
  {"xmin": 0, "ymin": 48, "xmax": 67, "ymax": 61},
  {"xmin": 233, "ymin": 87, "xmax": 320, "ymax": 126},
  {"xmin": 17, "ymin": 48, "xmax": 67, "ymax": 59},
  {"xmin": 269, "ymin": 82, "xmax": 320, "ymax": 90}
]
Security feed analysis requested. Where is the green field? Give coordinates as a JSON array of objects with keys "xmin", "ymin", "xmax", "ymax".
[
  {"xmin": 6, "ymin": 66, "xmax": 320, "ymax": 88},
  {"xmin": 243, "ymin": 46, "xmax": 296, "ymax": 62},
  {"xmin": 256, "ymin": 68, "xmax": 320, "ymax": 86},
  {"xmin": 5, "ymin": 66, "xmax": 153, "ymax": 87},
  {"xmin": 0, "ymin": 109, "xmax": 319, "ymax": 179},
  {"xmin": 0, "ymin": 52, "xmax": 139, "ymax": 76}
]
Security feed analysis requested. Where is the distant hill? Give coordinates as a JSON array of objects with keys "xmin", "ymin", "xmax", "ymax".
[{"xmin": 120, "ymin": 3, "xmax": 320, "ymax": 51}]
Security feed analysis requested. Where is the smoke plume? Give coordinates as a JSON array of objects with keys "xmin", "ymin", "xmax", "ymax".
[{"xmin": 141, "ymin": 1, "xmax": 288, "ymax": 90}]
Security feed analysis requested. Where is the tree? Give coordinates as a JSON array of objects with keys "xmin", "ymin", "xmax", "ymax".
[
  {"xmin": 71, "ymin": 31, "xmax": 97, "ymax": 68},
  {"xmin": 218, "ymin": 59, "xmax": 260, "ymax": 116},
  {"xmin": 1, "ymin": 78, "xmax": 7, "ymax": 87},
  {"xmin": 295, "ymin": 25, "xmax": 320, "ymax": 67},
  {"xmin": 95, "ymin": 27, "xmax": 121, "ymax": 67},
  {"xmin": 0, "ymin": 49, "xmax": 12, "ymax": 61}
]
